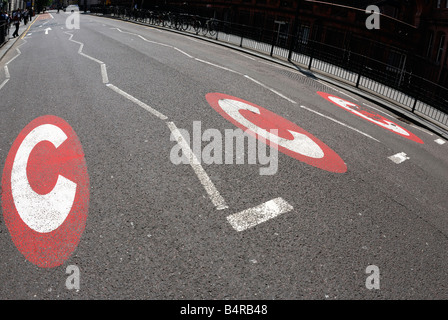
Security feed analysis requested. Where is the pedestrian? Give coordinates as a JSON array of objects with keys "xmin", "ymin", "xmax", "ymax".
[
  {"xmin": 23, "ymin": 10, "xmax": 28, "ymax": 25},
  {"xmin": 12, "ymin": 9, "xmax": 20, "ymax": 38},
  {"xmin": 0, "ymin": 12, "xmax": 6, "ymax": 40},
  {"xmin": 28, "ymin": 8, "xmax": 33, "ymax": 21}
]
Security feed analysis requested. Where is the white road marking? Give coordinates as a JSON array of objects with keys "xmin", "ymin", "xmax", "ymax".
[
  {"xmin": 66, "ymin": 32, "xmax": 111, "ymax": 84},
  {"xmin": 362, "ymin": 103, "xmax": 393, "ymax": 117},
  {"xmin": 166, "ymin": 121, "xmax": 229, "ymax": 210},
  {"xmin": 0, "ymin": 39, "xmax": 27, "ymax": 92},
  {"xmin": 234, "ymin": 51, "xmax": 256, "ymax": 60},
  {"xmin": 137, "ymin": 34, "xmax": 172, "ymax": 47},
  {"xmin": 227, "ymin": 197, "xmax": 293, "ymax": 231},
  {"xmin": 298, "ymin": 105, "xmax": 380, "ymax": 142},
  {"xmin": 194, "ymin": 58, "xmax": 242, "ymax": 74},
  {"xmin": 219, "ymin": 99, "xmax": 324, "ymax": 158},
  {"xmin": 49, "ymin": 13, "xmax": 54, "ymax": 19},
  {"xmin": 106, "ymin": 84, "xmax": 168, "ymax": 120},
  {"xmin": 173, "ymin": 47, "xmax": 194, "ymax": 58},
  {"xmin": 5, "ymin": 47, "xmax": 22, "ymax": 65},
  {"xmin": 4, "ymin": 65, "xmax": 10, "ymax": 78},
  {"xmin": 11, "ymin": 124, "xmax": 76, "ymax": 233},
  {"xmin": 411, "ymin": 124, "xmax": 434, "ymax": 136},
  {"xmin": 388, "ymin": 152, "xmax": 409, "ymax": 164},
  {"xmin": 44, "ymin": 27, "xmax": 51, "ymax": 35},
  {"xmin": 111, "ymin": 28, "xmax": 172, "ymax": 47},
  {"xmin": 0, "ymin": 79, "xmax": 9, "ymax": 90},
  {"xmin": 244, "ymin": 75, "xmax": 297, "ymax": 104},
  {"xmin": 318, "ymin": 81, "xmax": 358, "ymax": 101},
  {"xmin": 100, "ymin": 63, "xmax": 109, "ymax": 84},
  {"xmin": 66, "ymin": 33, "xmax": 105, "ymax": 64},
  {"xmin": 434, "ymin": 138, "xmax": 446, "ymax": 145}
]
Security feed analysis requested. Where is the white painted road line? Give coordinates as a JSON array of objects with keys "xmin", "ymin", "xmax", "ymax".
[
  {"xmin": 166, "ymin": 121, "xmax": 229, "ymax": 211},
  {"xmin": 298, "ymin": 105, "xmax": 381, "ymax": 142},
  {"xmin": 0, "ymin": 79, "xmax": 9, "ymax": 91},
  {"xmin": 318, "ymin": 81, "xmax": 358, "ymax": 101},
  {"xmin": 227, "ymin": 197, "xmax": 293, "ymax": 231},
  {"xmin": 434, "ymin": 138, "xmax": 446, "ymax": 145},
  {"xmin": 0, "ymin": 39, "xmax": 27, "ymax": 92},
  {"xmin": 4, "ymin": 66, "xmax": 10, "ymax": 79},
  {"xmin": 362, "ymin": 103, "xmax": 394, "ymax": 117},
  {"xmin": 244, "ymin": 75, "xmax": 297, "ymax": 104},
  {"xmin": 106, "ymin": 84, "xmax": 168, "ymax": 120},
  {"xmin": 194, "ymin": 58, "xmax": 242, "ymax": 75},
  {"xmin": 100, "ymin": 63, "xmax": 109, "ymax": 84},
  {"xmin": 411, "ymin": 124, "xmax": 434, "ymax": 136},
  {"xmin": 173, "ymin": 47, "xmax": 194, "ymax": 58},
  {"xmin": 388, "ymin": 152, "xmax": 410, "ymax": 164},
  {"xmin": 137, "ymin": 34, "xmax": 173, "ymax": 48}
]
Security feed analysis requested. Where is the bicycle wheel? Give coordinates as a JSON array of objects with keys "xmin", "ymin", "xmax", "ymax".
[
  {"xmin": 180, "ymin": 18, "xmax": 189, "ymax": 31},
  {"xmin": 193, "ymin": 20, "xmax": 201, "ymax": 34},
  {"xmin": 201, "ymin": 24, "xmax": 208, "ymax": 36}
]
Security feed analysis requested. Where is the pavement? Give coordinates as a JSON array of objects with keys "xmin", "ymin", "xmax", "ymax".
[
  {"xmin": 0, "ymin": 17, "xmax": 36, "ymax": 61},
  {"xmin": 92, "ymin": 13, "xmax": 448, "ymax": 141}
]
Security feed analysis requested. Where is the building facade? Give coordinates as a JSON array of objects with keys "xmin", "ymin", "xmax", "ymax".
[{"xmin": 144, "ymin": 0, "xmax": 447, "ymax": 87}]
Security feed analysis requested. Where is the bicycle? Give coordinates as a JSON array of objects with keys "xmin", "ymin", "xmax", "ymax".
[
  {"xmin": 189, "ymin": 15, "xmax": 202, "ymax": 34},
  {"xmin": 201, "ymin": 18, "xmax": 218, "ymax": 37}
]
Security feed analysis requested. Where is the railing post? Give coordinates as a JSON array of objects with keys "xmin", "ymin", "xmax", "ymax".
[
  {"xmin": 288, "ymin": 31, "xmax": 296, "ymax": 61},
  {"xmin": 270, "ymin": 30, "xmax": 277, "ymax": 57},
  {"xmin": 411, "ymin": 97, "xmax": 418, "ymax": 113},
  {"xmin": 215, "ymin": 21, "xmax": 219, "ymax": 41},
  {"xmin": 308, "ymin": 40, "xmax": 314, "ymax": 70},
  {"xmin": 356, "ymin": 55, "xmax": 363, "ymax": 88}
]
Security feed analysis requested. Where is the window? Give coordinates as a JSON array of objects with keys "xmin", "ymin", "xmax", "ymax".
[
  {"xmin": 437, "ymin": 0, "xmax": 441, "ymax": 8},
  {"xmin": 436, "ymin": 34, "xmax": 445, "ymax": 64},
  {"xmin": 299, "ymin": 25, "xmax": 310, "ymax": 45},
  {"xmin": 426, "ymin": 32, "xmax": 434, "ymax": 58}
]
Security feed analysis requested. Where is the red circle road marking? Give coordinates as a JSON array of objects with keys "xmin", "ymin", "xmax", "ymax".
[
  {"xmin": 206, "ymin": 93, "xmax": 347, "ymax": 173},
  {"xmin": 2, "ymin": 115, "xmax": 89, "ymax": 268},
  {"xmin": 317, "ymin": 91, "xmax": 423, "ymax": 144}
]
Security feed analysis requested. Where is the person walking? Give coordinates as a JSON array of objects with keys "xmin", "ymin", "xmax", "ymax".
[
  {"xmin": 23, "ymin": 9, "xmax": 28, "ymax": 25},
  {"xmin": 11, "ymin": 9, "xmax": 20, "ymax": 38}
]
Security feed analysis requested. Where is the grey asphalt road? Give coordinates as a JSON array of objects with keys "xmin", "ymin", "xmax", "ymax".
[{"xmin": 0, "ymin": 11, "xmax": 447, "ymax": 301}]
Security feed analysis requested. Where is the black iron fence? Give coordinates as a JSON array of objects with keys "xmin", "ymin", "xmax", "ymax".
[
  {"xmin": 0, "ymin": 21, "xmax": 9, "ymax": 47},
  {"xmin": 91, "ymin": 6, "xmax": 448, "ymax": 129}
]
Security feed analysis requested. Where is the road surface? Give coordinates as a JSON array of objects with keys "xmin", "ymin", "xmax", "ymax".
[{"xmin": 0, "ymin": 11, "xmax": 447, "ymax": 301}]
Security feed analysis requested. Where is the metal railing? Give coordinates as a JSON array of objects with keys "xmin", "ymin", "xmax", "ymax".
[
  {"xmin": 0, "ymin": 21, "xmax": 9, "ymax": 47},
  {"xmin": 90, "ymin": 6, "xmax": 448, "ymax": 130}
]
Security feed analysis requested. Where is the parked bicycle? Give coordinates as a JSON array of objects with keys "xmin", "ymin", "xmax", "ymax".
[{"xmin": 201, "ymin": 18, "xmax": 219, "ymax": 37}]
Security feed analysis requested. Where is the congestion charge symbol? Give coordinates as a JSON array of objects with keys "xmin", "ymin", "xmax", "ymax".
[
  {"xmin": 206, "ymin": 92, "xmax": 347, "ymax": 173},
  {"xmin": 317, "ymin": 91, "xmax": 423, "ymax": 144},
  {"xmin": 1, "ymin": 115, "xmax": 90, "ymax": 268}
]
